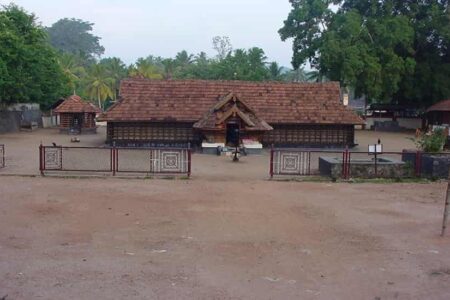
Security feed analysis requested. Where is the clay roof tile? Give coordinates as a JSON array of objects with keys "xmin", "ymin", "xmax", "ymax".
[
  {"xmin": 54, "ymin": 95, "xmax": 101, "ymax": 113},
  {"xmin": 98, "ymin": 79, "xmax": 363, "ymax": 125}
]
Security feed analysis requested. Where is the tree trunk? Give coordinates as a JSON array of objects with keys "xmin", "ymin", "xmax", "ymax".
[{"xmin": 97, "ymin": 90, "xmax": 102, "ymax": 111}]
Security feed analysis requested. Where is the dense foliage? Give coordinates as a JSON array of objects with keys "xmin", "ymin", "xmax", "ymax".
[
  {"xmin": 46, "ymin": 18, "xmax": 105, "ymax": 60},
  {"xmin": 58, "ymin": 36, "xmax": 311, "ymax": 110},
  {"xmin": 414, "ymin": 128, "xmax": 446, "ymax": 152},
  {"xmin": 279, "ymin": 0, "xmax": 450, "ymax": 107},
  {"xmin": 0, "ymin": 4, "xmax": 70, "ymax": 108}
]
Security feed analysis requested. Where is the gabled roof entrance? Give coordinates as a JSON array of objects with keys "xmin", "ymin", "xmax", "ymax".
[{"xmin": 193, "ymin": 92, "xmax": 273, "ymax": 131}]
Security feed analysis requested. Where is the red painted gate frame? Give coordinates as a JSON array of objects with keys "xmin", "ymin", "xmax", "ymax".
[{"xmin": 39, "ymin": 145, "xmax": 191, "ymax": 177}]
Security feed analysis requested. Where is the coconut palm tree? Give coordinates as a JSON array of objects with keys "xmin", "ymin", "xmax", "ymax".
[
  {"xmin": 161, "ymin": 58, "xmax": 176, "ymax": 79},
  {"xmin": 85, "ymin": 64, "xmax": 114, "ymax": 110},
  {"xmin": 129, "ymin": 58, "xmax": 163, "ymax": 79},
  {"xmin": 175, "ymin": 50, "xmax": 194, "ymax": 67},
  {"xmin": 100, "ymin": 57, "xmax": 127, "ymax": 101},
  {"xmin": 268, "ymin": 62, "xmax": 284, "ymax": 81},
  {"xmin": 306, "ymin": 70, "xmax": 328, "ymax": 82},
  {"xmin": 284, "ymin": 68, "xmax": 308, "ymax": 82},
  {"xmin": 58, "ymin": 53, "xmax": 86, "ymax": 93}
]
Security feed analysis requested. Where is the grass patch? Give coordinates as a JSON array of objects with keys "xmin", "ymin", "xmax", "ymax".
[
  {"xmin": 270, "ymin": 176, "xmax": 437, "ymax": 184},
  {"xmin": 271, "ymin": 176, "xmax": 332, "ymax": 182},
  {"xmin": 346, "ymin": 177, "xmax": 434, "ymax": 184}
]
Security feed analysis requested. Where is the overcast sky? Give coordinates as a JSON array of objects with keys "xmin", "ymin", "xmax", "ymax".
[{"xmin": 3, "ymin": 0, "xmax": 295, "ymax": 67}]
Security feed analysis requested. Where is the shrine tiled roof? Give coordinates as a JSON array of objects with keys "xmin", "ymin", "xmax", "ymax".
[
  {"xmin": 427, "ymin": 99, "xmax": 450, "ymax": 112},
  {"xmin": 54, "ymin": 95, "xmax": 101, "ymax": 114}
]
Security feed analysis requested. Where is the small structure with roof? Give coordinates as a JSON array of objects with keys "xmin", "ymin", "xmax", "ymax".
[
  {"xmin": 53, "ymin": 95, "xmax": 101, "ymax": 134},
  {"xmin": 426, "ymin": 99, "xmax": 450, "ymax": 127}
]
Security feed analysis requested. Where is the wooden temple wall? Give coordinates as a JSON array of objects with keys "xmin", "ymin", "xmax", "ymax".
[
  {"xmin": 59, "ymin": 113, "xmax": 72, "ymax": 129},
  {"xmin": 262, "ymin": 124, "xmax": 354, "ymax": 147},
  {"xmin": 107, "ymin": 122, "xmax": 196, "ymax": 145},
  {"xmin": 59, "ymin": 113, "xmax": 96, "ymax": 129},
  {"xmin": 107, "ymin": 122, "xmax": 355, "ymax": 147},
  {"xmin": 83, "ymin": 113, "xmax": 96, "ymax": 128}
]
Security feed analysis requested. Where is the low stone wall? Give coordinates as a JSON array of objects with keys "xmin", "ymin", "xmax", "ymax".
[
  {"xmin": 402, "ymin": 150, "xmax": 450, "ymax": 179},
  {"xmin": 421, "ymin": 154, "xmax": 450, "ymax": 178},
  {"xmin": 319, "ymin": 156, "xmax": 414, "ymax": 179},
  {"xmin": 365, "ymin": 117, "xmax": 422, "ymax": 130},
  {"xmin": 0, "ymin": 103, "xmax": 43, "ymax": 133}
]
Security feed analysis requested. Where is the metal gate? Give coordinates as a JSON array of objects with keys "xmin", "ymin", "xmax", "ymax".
[
  {"xmin": 39, "ymin": 145, "xmax": 191, "ymax": 176},
  {"xmin": 270, "ymin": 149, "xmax": 311, "ymax": 176}
]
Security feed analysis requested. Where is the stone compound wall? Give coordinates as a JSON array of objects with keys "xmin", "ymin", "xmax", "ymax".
[
  {"xmin": 0, "ymin": 111, "xmax": 22, "ymax": 133},
  {"xmin": 0, "ymin": 103, "xmax": 42, "ymax": 133},
  {"xmin": 319, "ymin": 156, "xmax": 414, "ymax": 179},
  {"xmin": 421, "ymin": 154, "xmax": 450, "ymax": 178},
  {"xmin": 402, "ymin": 150, "xmax": 450, "ymax": 179}
]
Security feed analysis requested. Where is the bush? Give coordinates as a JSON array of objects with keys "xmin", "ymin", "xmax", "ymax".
[{"xmin": 414, "ymin": 128, "xmax": 446, "ymax": 152}]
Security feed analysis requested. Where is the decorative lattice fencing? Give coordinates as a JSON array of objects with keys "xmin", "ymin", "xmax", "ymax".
[
  {"xmin": 270, "ymin": 148, "xmax": 449, "ymax": 179},
  {"xmin": 39, "ymin": 145, "xmax": 191, "ymax": 176},
  {"xmin": 270, "ymin": 148, "xmax": 346, "ymax": 177}
]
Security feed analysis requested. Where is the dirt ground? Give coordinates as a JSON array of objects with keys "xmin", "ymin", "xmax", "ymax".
[
  {"xmin": 1, "ymin": 128, "xmax": 449, "ymax": 299},
  {"xmin": 0, "ymin": 176, "xmax": 449, "ymax": 299}
]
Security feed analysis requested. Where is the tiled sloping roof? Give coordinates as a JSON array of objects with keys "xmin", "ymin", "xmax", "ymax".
[
  {"xmin": 54, "ymin": 95, "xmax": 101, "ymax": 113},
  {"xmin": 427, "ymin": 99, "xmax": 450, "ymax": 112},
  {"xmin": 98, "ymin": 79, "xmax": 363, "ymax": 125}
]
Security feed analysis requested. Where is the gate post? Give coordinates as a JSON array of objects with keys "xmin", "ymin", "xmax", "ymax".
[
  {"xmin": 188, "ymin": 148, "xmax": 192, "ymax": 177},
  {"xmin": 111, "ymin": 147, "xmax": 116, "ymax": 176},
  {"xmin": 39, "ymin": 143, "xmax": 44, "ymax": 176},
  {"xmin": 415, "ymin": 150, "xmax": 422, "ymax": 177},
  {"xmin": 269, "ymin": 145, "xmax": 274, "ymax": 178},
  {"xmin": 113, "ymin": 147, "xmax": 117, "ymax": 176},
  {"xmin": 441, "ymin": 168, "xmax": 450, "ymax": 236},
  {"xmin": 0, "ymin": 144, "xmax": 4, "ymax": 168},
  {"xmin": 347, "ymin": 150, "xmax": 351, "ymax": 179},
  {"xmin": 342, "ymin": 147, "xmax": 350, "ymax": 180}
]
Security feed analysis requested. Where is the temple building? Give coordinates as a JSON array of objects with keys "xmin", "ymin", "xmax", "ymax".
[
  {"xmin": 98, "ymin": 79, "xmax": 363, "ymax": 149},
  {"xmin": 54, "ymin": 95, "xmax": 100, "ymax": 134}
]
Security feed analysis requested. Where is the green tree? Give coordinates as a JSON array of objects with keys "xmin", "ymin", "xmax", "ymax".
[
  {"xmin": 190, "ymin": 52, "xmax": 216, "ymax": 79},
  {"xmin": 58, "ymin": 53, "xmax": 86, "ymax": 93},
  {"xmin": 100, "ymin": 57, "xmax": 127, "ymax": 100},
  {"xmin": 268, "ymin": 62, "xmax": 284, "ymax": 81},
  {"xmin": 279, "ymin": 0, "xmax": 449, "ymax": 106},
  {"xmin": 129, "ymin": 58, "xmax": 163, "ymax": 80},
  {"xmin": 161, "ymin": 58, "xmax": 177, "ymax": 79},
  {"xmin": 0, "ymin": 4, "xmax": 70, "ymax": 108},
  {"xmin": 46, "ymin": 18, "xmax": 105, "ymax": 59},
  {"xmin": 214, "ymin": 48, "xmax": 270, "ymax": 81},
  {"xmin": 284, "ymin": 68, "xmax": 308, "ymax": 82},
  {"xmin": 305, "ymin": 70, "xmax": 328, "ymax": 82},
  {"xmin": 85, "ymin": 64, "xmax": 114, "ymax": 110},
  {"xmin": 175, "ymin": 50, "xmax": 194, "ymax": 67}
]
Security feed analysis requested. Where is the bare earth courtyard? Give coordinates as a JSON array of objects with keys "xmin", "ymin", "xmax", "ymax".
[{"xmin": 0, "ymin": 128, "xmax": 449, "ymax": 299}]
